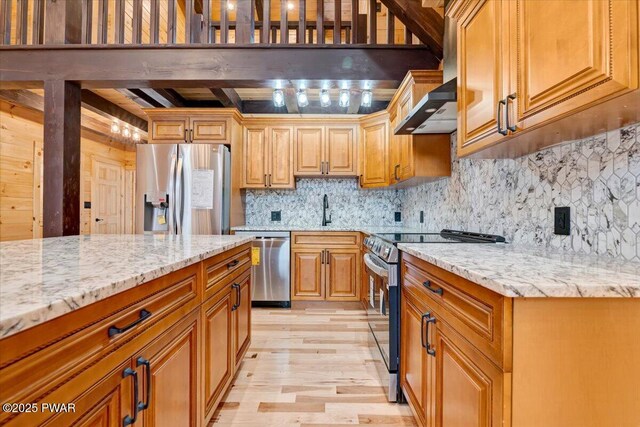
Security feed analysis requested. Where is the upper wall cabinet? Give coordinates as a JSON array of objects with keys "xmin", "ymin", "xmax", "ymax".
[
  {"xmin": 242, "ymin": 124, "xmax": 294, "ymax": 189},
  {"xmin": 449, "ymin": 0, "xmax": 640, "ymax": 158},
  {"xmin": 145, "ymin": 109, "xmax": 234, "ymax": 143},
  {"xmin": 295, "ymin": 125, "xmax": 357, "ymax": 177},
  {"xmin": 359, "ymin": 112, "xmax": 390, "ymax": 188}
]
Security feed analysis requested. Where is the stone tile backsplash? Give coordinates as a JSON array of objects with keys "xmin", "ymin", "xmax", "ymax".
[
  {"xmin": 403, "ymin": 123, "xmax": 640, "ymax": 261},
  {"xmin": 245, "ymin": 123, "xmax": 639, "ymax": 260}
]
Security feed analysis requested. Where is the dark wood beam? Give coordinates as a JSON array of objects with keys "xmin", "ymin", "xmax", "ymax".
[
  {"xmin": 236, "ymin": 0, "xmax": 255, "ymax": 44},
  {"xmin": 0, "ymin": 46, "xmax": 440, "ymax": 84},
  {"xmin": 284, "ymin": 88, "xmax": 299, "ymax": 113},
  {"xmin": 209, "ymin": 88, "xmax": 242, "ymax": 110},
  {"xmin": 43, "ymin": 81, "xmax": 81, "ymax": 237},
  {"xmin": 242, "ymin": 99, "xmax": 388, "ymax": 114},
  {"xmin": 117, "ymin": 89, "xmax": 163, "ymax": 108},
  {"xmin": 80, "ymin": 90, "xmax": 148, "ymax": 131},
  {"xmin": 141, "ymin": 88, "xmax": 187, "ymax": 107},
  {"xmin": 379, "ymin": 0, "xmax": 443, "ymax": 57},
  {"xmin": 45, "ymin": 0, "xmax": 82, "ymax": 44}
]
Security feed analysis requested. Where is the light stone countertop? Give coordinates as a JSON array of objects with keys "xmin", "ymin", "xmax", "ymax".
[
  {"xmin": 398, "ymin": 243, "xmax": 640, "ymax": 298},
  {"xmin": 232, "ymin": 225, "xmax": 426, "ymax": 234},
  {"xmin": 0, "ymin": 234, "xmax": 254, "ymax": 338}
]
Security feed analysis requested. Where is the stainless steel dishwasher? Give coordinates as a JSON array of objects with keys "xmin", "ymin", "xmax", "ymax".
[{"xmin": 234, "ymin": 231, "xmax": 291, "ymax": 308}]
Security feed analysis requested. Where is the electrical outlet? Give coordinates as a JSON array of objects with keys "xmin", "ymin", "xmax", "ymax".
[
  {"xmin": 271, "ymin": 211, "xmax": 282, "ymax": 222},
  {"xmin": 84, "ymin": 201, "xmax": 91, "ymax": 209},
  {"xmin": 419, "ymin": 211, "xmax": 424, "ymax": 224},
  {"xmin": 554, "ymin": 207, "xmax": 570, "ymax": 235},
  {"xmin": 394, "ymin": 212, "xmax": 401, "ymax": 222}
]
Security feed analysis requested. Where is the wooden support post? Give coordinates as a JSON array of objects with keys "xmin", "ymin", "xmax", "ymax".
[
  {"xmin": 45, "ymin": 0, "xmax": 82, "ymax": 44},
  {"xmin": 236, "ymin": 0, "xmax": 255, "ymax": 44},
  {"xmin": 317, "ymin": 0, "xmax": 324, "ymax": 43},
  {"xmin": 261, "ymin": 0, "xmax": 271, "ymax": 43},
  {"xmin": 43, "ymin": 81, "xmax": 81, "ymax": 237},
  {"xmin": 387, "ymin": 9, "xmax": 394, "ymax": 44},
  {"xmin": 298, "ymin": 0, "xmax": 306, "ymax": 43},
  {"xmin": 334, "ymin": 0, "xmax": 341, "ymax": 44},
  {"xmin": 280, "ymin": 0, "xmax": 288, "ymax": 44},
  {"xmin": 368, "ymin": 0, "xmax": 376, "ymax": 44}
]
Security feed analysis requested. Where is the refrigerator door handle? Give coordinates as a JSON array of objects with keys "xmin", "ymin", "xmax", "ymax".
[
  {"xmin": 168, "ymin": 153, "xmax": 178, "ymax": 234},
  {"xmin": 175, "ymin": 154, "xmax": 184, "ymax": 235}
]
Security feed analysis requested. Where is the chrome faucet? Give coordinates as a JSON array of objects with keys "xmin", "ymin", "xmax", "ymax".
[{"xmin": 322, "ymin": 194, "xmax": 332, "ymax": 226}]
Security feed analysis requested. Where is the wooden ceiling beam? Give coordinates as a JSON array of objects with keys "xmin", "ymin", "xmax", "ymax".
[
  {"xmin": 209, "ymin": 88, "xmax": 243, "ymax": 110},
  {"xmin": 80, "ymin": 89, "xmax": 148, "ymax": 132},
  {"xmin": 140, "ymin": 88, "xmax": 187, "ymax": 107},
  {"xmin": 379, "ymin": 0, "xmax": 443, "ymax": 58},
  {"xmin": 117, "ymin": 89, "xmax": 162, "ymax": 108},
  {"xmin": 0, "ymin": 46, "xmax": 440, "ymax": 84}
]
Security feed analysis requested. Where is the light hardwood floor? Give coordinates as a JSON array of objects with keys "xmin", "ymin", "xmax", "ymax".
[{"xmin": 211, "ymin": 302, "xmax": 417, "ymax": 426}]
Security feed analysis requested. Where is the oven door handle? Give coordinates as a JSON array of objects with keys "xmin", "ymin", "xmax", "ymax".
[{"xmin": 364, "ymin": 253, "xmax": 388, "ymax": 278}]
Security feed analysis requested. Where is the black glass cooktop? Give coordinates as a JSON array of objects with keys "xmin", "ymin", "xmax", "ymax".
[{"xmin": 375, "ymin": 229, "xmax": 506, "ymax": 244}]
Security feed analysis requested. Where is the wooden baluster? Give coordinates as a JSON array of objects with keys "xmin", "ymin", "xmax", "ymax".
[
  {"xmin": 15, "ymin": 0, "xmax": 27, "ymax": 44},
  {"xmin": 351, "ymin": 0, "xmax": 358, "ymax": 44},
  {"xmin": 97, "ymin": 0, "xmax": 108, "ymax": 44},
  {"xmin": 298, "ymin": 0, "xmax": 306, "ymax": 43},
  {"xmin": 168, "ymin": 0, "xmax": 177, "ymax": 44},
  {"xmin": 334, "ymin": 0, "xmax": 341, "ymax": 44},
  {"xmin": 368, "ymin": 0, "xmax": 376, "ymax": 44},
  {"xmin": 235, "ymin": 0, "xmax": 255, "ymax": 44},
  {"xmin": 114, "ymin": 0, "xmax": 125, "ymax": 43},
  {"xmin": 262, "ymin": 0, "xmax": 271, "ymax": 43},
  {"xmin": 185, "ymin": 0, "xmax": 193, "ymax": 42},
  {"xmin": 1, "ymin": 0, "xmax": 12, "ymax": 45},
  {"xmin": 271, "ymin": 26, "xmax": 277, "ymax": 43},
  {"xmin": 316, "ymin": 0, "xmax": 324, "ymax": 44},
  {"xmin": 387, "ymin": 9, "xmax": 394, "ymax": 44},
  {"xmin": 81, "ymin": 0, "xmax": 93, "ymax": 44},
  {"xmin": 150, "ymin": 0, "xmax": 160, "ymax": 44},
  {"xmin": 308, "ymin": 26, "xmax": 313, "ymax": 43},
  {"xmin": 280, "ymin": 0, "xmax": 288, "ymax": 44},
  {"xmin": 201, "ymin": 0, "xmax": 211, "ymax": 43},
  {"xmin": 32, "ymin": 0, "xmax": 45, "ymax": 44},
  {"xmin": 133, "ymin": 0, "xmax": 143, "ymax": 44},
  {"xmin": 220, "ymin": 0, "xmax": 229, "ymax": 43},
  {"xmin": 404, "ymin": 25, "xmax": 412, "ymax": 45}
]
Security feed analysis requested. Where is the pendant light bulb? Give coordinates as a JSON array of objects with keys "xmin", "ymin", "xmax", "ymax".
[
  {"xmin": 361, "ymin": 90, "xmax": 373, "ymax": 108},
  {"xmin": 320, "ymin": 89, "xmax": 331, "ymax": 107},
  {"xmin": 111, "ymin": 121, "xmax": 120, "ymax": 134},
  {"xmin": 297, "ymin": 89, "xmax": 309, "ymax": 108},
  {"xmin": 273, "ymin": 89, "xmax": 285, "ymax": 107},
  {"xmin": 122, "ymin": 126, "xmax": 131, "ymax": 138},
  {"xmin": 339, "ymin": 89, "xmax": 350, "ymax": 108}
]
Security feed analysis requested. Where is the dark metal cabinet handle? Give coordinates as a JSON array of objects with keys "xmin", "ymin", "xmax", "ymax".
[
  {"xmin": 268, "ymin": 174, "xmax": 272, "ymax": 187},
  {"xmin": 136, "ymin": 357, "xmax": 151, "ymax": 412},
  {"xmin": 321, "ymin": 250, "xmax": 325, "ymax": 265},
  {"xmin": 109, "ymin": 309, "xmax": 152, "ymax": 338},
  {"xmin": 264, "ymin": 174, "xmax": 267, "ymax": 187},
  {"xmin": 231, "ymin": 283, "xmax": 240, "ymax": 311},
  {"xmin": 420, "ymin": 313, "xmax": 428, "ymax": 349},
  {"xmin": 506, "ymin": 93, "xmax": 517, "ymax": 132},
  {"xmin": 424, "ymin": 312, "xmax": 436, "ymax": 357},
  {"xmin": 122, "ymin": 367, "xmax": 139, "ymax": 426},
  {"xmin": 394, "ymin": 164, "xmax": 400, "ymax": 181},
  {"xmin": 227, "ymin": 259, "xmax": 239, "ymax": 269},
  {"xmin": 497, "ymin": 99, "xmax": 508, "ymax": 136},
  {"xmin": 184, "ymin": 128, "xmax": 188, "ymax": 143},
  {"xmin": 190, "ymin": 129, "xmax": 194, "ymax": 142},
  {"xmin": 326, "ymin": 250, "xmax": 330, "ymax": 265},
  {"xmin": 423, "ymin": 280, "xmax": 443, "ymax": 296},
  {"xmin": 359, "ymin": 174, "xmax": 363, "ymax": 186}
]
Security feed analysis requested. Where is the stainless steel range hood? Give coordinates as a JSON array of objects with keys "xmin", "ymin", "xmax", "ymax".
[{"xmin": 395, "ymin": 14, "xmax": 457, "ymax": 135}]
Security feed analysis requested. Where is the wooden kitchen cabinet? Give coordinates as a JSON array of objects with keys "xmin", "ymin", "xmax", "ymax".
[
  {"xmin": 242, "ymin": 124, "xmax": 294, "ymax": 189},
  {"xmin": 150, "ymin": 116, "xmax": 190, "ymax": 143},
  {"xmin": 191, "ymin": 117, "xmax": 228, "ymax": 142},
  {"xmin": 291, "ymin": 232, "xmax": 360, "ymax": 301},
  {"xmin": 233, "ymin": 272, "xmax": 252, "ymax": 367},
  {"xmin": 359, "ymin": 112, "xmax": 390, "ymax": 188},
  {"xmin": 449, "ymin": 0, "xmax": 639, "ymax": 157},
  {"xmin": 294, "ymin": 125, "xmax": 357, "ymax": 176},
  {"xmin": 146, "ymin": 110, "xmax": 234, "ymax": 143}
]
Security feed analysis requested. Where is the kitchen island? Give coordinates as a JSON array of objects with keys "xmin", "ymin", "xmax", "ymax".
[
  {"xmin": 0, "ymin": 234, "xmax": 253, "ymax": 426},
  {"xmin": 397, "ymin": 243, "xmax": 640, "ymax": 427}
]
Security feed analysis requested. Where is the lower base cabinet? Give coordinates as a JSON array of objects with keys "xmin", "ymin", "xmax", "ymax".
[{"xmin": 234, "ymin": 272, "xmax": 252, "ymax": 367}]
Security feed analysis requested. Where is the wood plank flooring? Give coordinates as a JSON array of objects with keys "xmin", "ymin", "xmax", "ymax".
[{"xmin": 210, "ymin": 303, "xmax": 417, "ymax": 426}]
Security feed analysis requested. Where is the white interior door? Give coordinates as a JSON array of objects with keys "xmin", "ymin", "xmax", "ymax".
[{"xmin": 91, "ymin": 158, "xmax": 124, "ymax": 234}]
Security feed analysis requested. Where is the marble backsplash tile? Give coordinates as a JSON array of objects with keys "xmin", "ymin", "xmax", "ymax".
[
  {"xmin": 245, "ymin": 178, "xmax": 403, "ymax": 228},
  {"xmin": 403, "ymin": 123, "xmax": 640, "ymax": 261}
]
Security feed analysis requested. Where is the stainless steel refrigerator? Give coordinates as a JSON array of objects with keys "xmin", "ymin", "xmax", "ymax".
[{"xmin": 136, "ymin": 144, "xmax": 230, "ymax": 235}]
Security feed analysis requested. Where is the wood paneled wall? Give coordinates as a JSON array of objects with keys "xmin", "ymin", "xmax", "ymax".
[{"xmin": 0, "ymin": 101, "xmax": 135, "ymax": 242}]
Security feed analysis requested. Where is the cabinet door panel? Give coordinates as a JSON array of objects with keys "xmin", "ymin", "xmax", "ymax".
[
  {"xmin": 243, "ymin": 127, "xmax": 267, "ymax": 188},
  {"xmin": 203, "ymin": 288, "xmax": 234, "ymax": 419},
  {"xmin": 191, "ymin": 118, "xmax": 227, "ymax": 141},
  {"xmin": 360, "ymin": 121, "xmax": 389, "ymax": 187},
  {"xmin": 234, "ymin": 274, "xmax": 252, "ymax": 367},
  {"xmin": 436, "ymin": 322, "xmax": 503, "ymax": 427},
  {"xmin": 295, "ymin": 127, "xmax": 324, "ymax": 175},
  {"xmin": 150, "ymin": 118, "xmax": 188, "ymax": 143},
  {"xmin": 139, "ymin": 311, "xmax": 199, "ymax": 427},
  {"xmin": 326, "ymin": 249, "xmax": 359, "ymax": 301},
  {"xmin": 397, "ymin": 95, "xmax": 414, "ymax": 180},
  {"xmin": 269, "ymin": 126, "xmax": 294, "ymax": 188},
  {"xmin": 514, "ymin": 0, "xmax": 638, "ymax": 128},
  {"xmin": 292, "ymin": 249, "xmax": 324, "ymax": 300},
  {"xmin": 326, "ymin": 127, "xmax": 356, "ymax": 176},
  {"xmin": 457, "ymin": 0, "xmax": 509, "ymax": 155}
]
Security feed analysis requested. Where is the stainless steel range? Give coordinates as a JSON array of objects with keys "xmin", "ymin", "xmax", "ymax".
[{"xmin": 362, "ymin": 229, "xmax": 506, "ymax": 402}]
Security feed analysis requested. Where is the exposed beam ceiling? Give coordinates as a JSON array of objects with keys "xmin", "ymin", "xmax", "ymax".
[
  {"xmin": 0, "ymin": 46, "xmax": 440, "ymax": 86},
  {"xmin": 209, "ymin": 88, "xmax": 243, "ymax": 110},
  {"xmin": 80, "ymin": 89, "xmax": 148, "ymax": 132},
  {"xmin": 117, "ymin": 89, "xmax": 160, "ymax": 108},
  {"xmin": 140, "ymin": 88, "xmax": 187, "ymax": 107},
  {"xmin": 379, "ymin": 0, "xmax": 444, "ymax": 58}
]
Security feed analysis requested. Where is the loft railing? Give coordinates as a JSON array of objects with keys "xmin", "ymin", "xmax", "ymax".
[{"xmin": 0, "ymin": 0, "xmax": 416, "ymax": 46}]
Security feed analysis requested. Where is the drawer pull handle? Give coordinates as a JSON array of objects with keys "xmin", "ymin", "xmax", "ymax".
[
  {"xmin": 424, "ymin": 312, "xmax": 436, "ymax": 357},
  {"xmin": 423, "ymin": 280, "xmax": 443, "ymax": 296},
  {"xmin": 122, "ymin": 367, "xmax": 139, "ymax": 426},
  {"xmin": 227, "ymin": 259, "xmax": 240, "ymax": 269},
  {"xmin": 108, "ymin": 309, "xmax": 152, "ymax": 338},
  {"xmin": 136, "ymin": 357, "xmax": 151, "ymax": 412},
  {"xmin": 231, "ymin": 283, "xmax": 240, "ymax": 311}
]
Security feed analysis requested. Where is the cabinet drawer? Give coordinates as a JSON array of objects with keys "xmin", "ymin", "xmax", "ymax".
[
  {"xmin": 203, "ymin": 243, "xmax": 252, "ymax": 300},
  {"xmin": 401, "ymin": 253, "xmax": 510, "ymax": 369},
  {"xmin": 0, "ymin": 263, "xmax": 201, "ymax": 422},
  {"xmin": 150, "ymin": 118, "xmax": 189, "ymax": 142},
  {"xmin": 191, "ymin": 118, "xmax": 228, "ymax": 141},
  {"xmin": 292, "ymin": 232, "xmax": 360, "ymax": 248}
]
